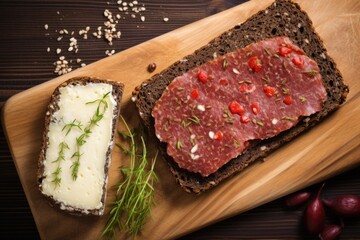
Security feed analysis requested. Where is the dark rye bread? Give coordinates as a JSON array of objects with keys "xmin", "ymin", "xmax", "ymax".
[
  {"xmin": 38, "ymin": 76, "xmax": 124, "ymax": 215},
  {"xmin": 132, "ymin": 0, "xmax": 349, "ymax": 194}
]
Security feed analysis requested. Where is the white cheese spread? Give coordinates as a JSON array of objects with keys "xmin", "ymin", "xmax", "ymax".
[{"xmin": 41, "ymin": 83, "xmax": 116, "ymax": 212}]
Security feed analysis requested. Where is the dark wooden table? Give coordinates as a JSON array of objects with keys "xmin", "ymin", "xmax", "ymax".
[{"xmin": 1, "ymin": 0, "xmax": 359, "ymax": 239}]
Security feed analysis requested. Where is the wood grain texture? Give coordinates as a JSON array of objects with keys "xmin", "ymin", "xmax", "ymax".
[{"xmin": 1, "ymin": 0, "xmax": 360, "ymax": 239}]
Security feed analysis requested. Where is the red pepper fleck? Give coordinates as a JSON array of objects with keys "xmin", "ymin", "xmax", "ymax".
[
  {"xmin": 229, "ymin": 101, "xmax": 245, "ymax": 115},
  {"xmin": 219, "ymin": 79, "xmax": 228, "ymax": 85},
  {"xmin": 251, "ymin": 102, "xmax": 260, "ymax": 115},
  {"xmin": 239, "ymin": 83, "xmax": 246, "ymax": 93},
  {"xmin": 240, "ymin": 115, "xmax": 250, "ymax": 124},
  {"xmin": 248, "ymin": 56, "xmax": 262, "ymax": 72},
  {"xmin": 264, "ymin": 86, "xmax": 276, "ymax": 97},
  {"xmin": 191, "ymin": 89, "xmax": 199, "ymax": 99},
  {"xmin": 283, "ymin": 96, "xmax": 292, "ymax": 105},
  {"xmin": 279, "ymin": 46, "xmax": 292, "ymax": 57},
  {"xmin": 214, "ymin": 131, "xmax": 223, "ymax": 140},
  {"xmin": 292, "ymin": 56, "xmax": 304, "ymax": 68},
  {"xmin": 197, "ymin": 71, "xmax": 208, "ymax": 83}
]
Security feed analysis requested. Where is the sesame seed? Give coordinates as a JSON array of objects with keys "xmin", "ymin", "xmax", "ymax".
[
  {"xmin": 190, "ymin": 153, "xmax": 200, "ymax": 160},
  {"xmin": 272, "ymin": 118, "xmax": 278, "ymax": 125},
  {"xmin": 197, "ymin": 105, "xmax": 205, "ymax": 112},
  {"xmin": 45, "ymin": 1, "xmax": 151, "ymax": 75},
  {"xmin": 163, "ymin": 17, "xmax": 169, "ymax": 22},
  {"xmin": 232, "ymin": 68, "xmax": 240, "ymax": 74},
  {"xmin": 208, "ymin": 131, "xmax": 215, "ymax": 139},
  {"xmin": 190, "ymin": 144, "xmax": 198, "ymax": 153}
]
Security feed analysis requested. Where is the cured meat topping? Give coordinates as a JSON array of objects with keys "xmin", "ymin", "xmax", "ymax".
[{"xmin": 152, "ymin": 36, "xmax": 327, "ymax": 177}]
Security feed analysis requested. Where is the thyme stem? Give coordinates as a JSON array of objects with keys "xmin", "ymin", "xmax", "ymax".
[
  {"xmin": 71, "ymin": 92, "xmax": 110, "ymax": 180},
  {"xmin": 51, "ymin": 141, "xmax": 69, "ymax": 188},
  {"xmin": 100, "ymin": 116, "xmax": 158, "ymax": 239}
]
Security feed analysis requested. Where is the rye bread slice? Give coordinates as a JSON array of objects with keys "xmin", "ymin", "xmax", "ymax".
[
  {"xmin": 132, "ymin": 0, "xmax": 349, "ymax": 194},
  {"xmin": 38, "ymin": 76, "xmax": 124, "ymax": 215}
]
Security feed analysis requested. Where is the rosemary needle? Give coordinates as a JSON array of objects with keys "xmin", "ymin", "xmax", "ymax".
[{"xmin": 100, "ymin": 116, "xmax": 158, "ymax": 239}]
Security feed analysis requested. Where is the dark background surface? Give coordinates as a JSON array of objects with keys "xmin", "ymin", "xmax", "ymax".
[{"xmin": 0, "ymin": 0, "xmax": 359, "ymax": 239}]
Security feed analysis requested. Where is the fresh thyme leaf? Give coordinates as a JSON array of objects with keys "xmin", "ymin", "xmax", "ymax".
[
  {"xmin": 71, "ymin": 92, "xmax": 110, "ymax": 180},
  {"xmin": 187, "ymin": 115, "xmax": 200, "ymax": 125},
  {"xmin": 282, "ymin": 116, "xmax": 297, "ymax": 121},
  {"xmin": 62, "ymin": 119, "xmax": 82, "ymax": 136},
  {"xmin": 100, "ymin": 116, "xmax": 158, "ymax": 239},
  {"xmin": 118, "ymin": 128, "xmax": 137, "ymax": 140},
  {"xmin": 71, "ymin": 160, "xmax": 80, "ymax": 181},
  {"xmin": 51, "ymin": 141, "xmax": 69, "ymax": 188},
  {"xmin": 176, "ymin": 140, "xmax": 182, "ymax": 150},
  {"xmin": 303, "ymin": 70, "xmax": 319, "ymax": 77},
  {"xmin": 115, "ymin": 143, "xmax": 131, "ymax": 156},
  {"xmin": 222, "ymin": 58, "xmax": 228, "ymax": 69}
]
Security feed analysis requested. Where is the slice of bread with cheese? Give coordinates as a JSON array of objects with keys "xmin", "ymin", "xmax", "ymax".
[{"xmin": 37, "ymin": 76, "xmax": 124, "ymax": 215}]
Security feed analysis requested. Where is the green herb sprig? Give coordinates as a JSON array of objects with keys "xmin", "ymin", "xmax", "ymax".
[
  {"xmin": 62, "ymin": 119, "xmax": 82, "ymax": 135},
  {"xmin": 71, "ymin": 92, "xmax": 110, "ymax": 180},
  {"xmin": 100, "ymin": 116, "xmax": 158, "ymax": 239},
  {"xmin": 51, "ymin": 141, "xmax": 69, "ymax": 188}
]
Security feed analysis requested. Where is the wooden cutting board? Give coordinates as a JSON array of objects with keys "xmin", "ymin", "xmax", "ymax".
[{"xmin": 2, "ymin": 0, "xmax": 360, "ymax": 239}]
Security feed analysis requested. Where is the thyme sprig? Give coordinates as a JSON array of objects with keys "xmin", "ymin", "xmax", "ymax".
[
  {"xmin": 51, "ymin": 141, "xmax": 69, "ymax": 188},
  {"xmin": 71, "ymin": 92, "xmax": 110, "ymax": 180},
  {"xmin": 62, "ymin": 119, "xmax": 82, "ymax": 135},
  {"xmin": 101, "ymin": 116, "xmax": 158, "ymax": 239}
]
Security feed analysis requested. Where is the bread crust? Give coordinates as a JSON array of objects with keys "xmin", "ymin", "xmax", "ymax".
[
  {"xmin": 132, "ymin": 0, "xmax": 349, "ymax": 194},
  {"xmin": 37, "ymin": 76, "xmax": 124, "ymax": 215}
]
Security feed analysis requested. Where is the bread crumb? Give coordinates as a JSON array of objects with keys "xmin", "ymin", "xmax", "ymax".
[{"xmin": 163, "ymin": 17, "xmax": 169, "ymax": 22}]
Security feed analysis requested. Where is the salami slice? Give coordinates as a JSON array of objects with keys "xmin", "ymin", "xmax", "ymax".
[{"xmin": 152, "ymin": 36, "xmax": 327, "ymax": 177}]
